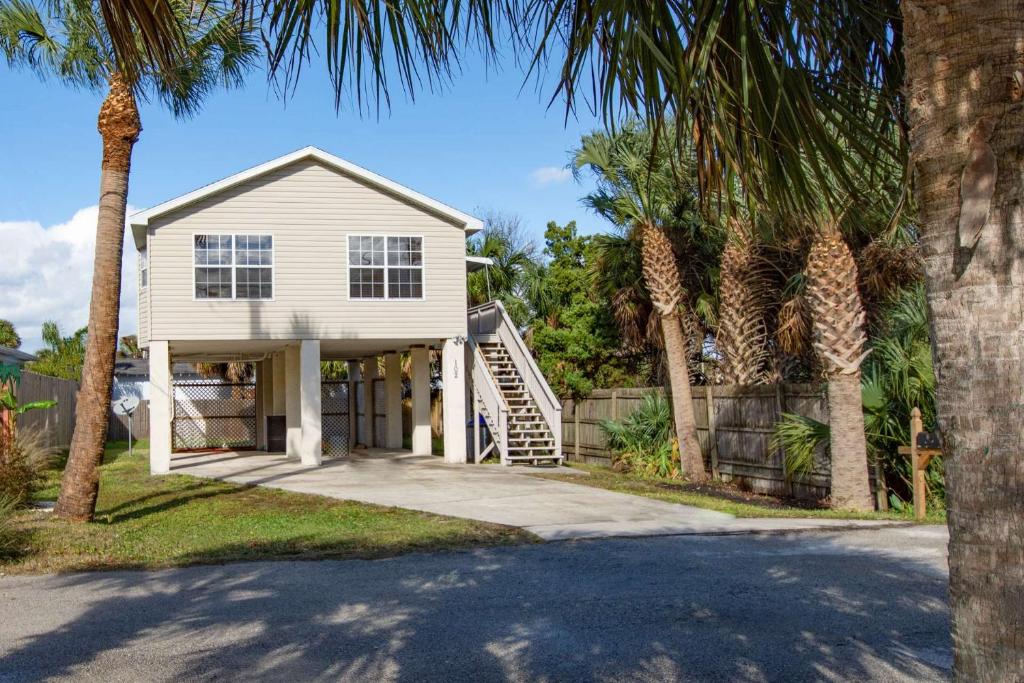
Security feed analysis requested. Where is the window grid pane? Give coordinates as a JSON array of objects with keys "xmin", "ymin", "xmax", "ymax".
[
  {"xmin": 350, "ymin": 235, "xmax": 423, "ymax": 300},
  {"xmin": 195, "ymin": 267, "xmax": 233, "ymax": 299}
]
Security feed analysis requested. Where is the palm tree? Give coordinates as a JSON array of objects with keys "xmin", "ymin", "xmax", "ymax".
[
  {"xmin": 42, "ymin": 0, "xmax": 1024, "ymax": 674},
  {"xmin": 804, "ymin": 221, "xmax": 873, "ymax": 510},
  {"xmin": 0, "ymin": 0, "xmax": 258, "ymax": 522},
  {"xmin": 25, "ymin": 322, "xmax": 87, "ymax": 381},
  {"xmin": 466, "ymin": 211, "xmax": 536, "ymax": 326},
  {"xmin": 716, "ymin": 217, "xmax": 772, "ymax": 385},
  {"xmin": 0, "ymin": 320, "xmax": 20, "ymax": 349},
  {"xmin": 575, "ymin": 125, "xmax": 708, "ymax": 482}
]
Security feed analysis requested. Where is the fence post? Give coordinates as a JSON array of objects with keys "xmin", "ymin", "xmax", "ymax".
[
  {"xmin": 573, "ymin": 400, "xmax": 580, "ymax": 461},
  {"xmin": 705, "ymin": 384, "xmax": 719, "ymax": 479}
]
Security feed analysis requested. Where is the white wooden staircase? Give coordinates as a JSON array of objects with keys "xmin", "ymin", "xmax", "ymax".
[{"xmin": 467, "ymin": 301, "xmax": 563, "ymax": 466}]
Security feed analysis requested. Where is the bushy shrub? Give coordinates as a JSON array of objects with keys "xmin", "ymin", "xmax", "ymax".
[
  {"xmin": 0, "ymin": 428, "xmax": 55, "ymax": 507},
  {"xmin": 600, "ymin": 393, "xmax": 680, "ymax": 478},
  {"xmin": 769, "ymin": 413, "xmax": 830, "ymax": 478}
]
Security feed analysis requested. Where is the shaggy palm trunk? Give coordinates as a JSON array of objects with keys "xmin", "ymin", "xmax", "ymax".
[
  {"xmin": 717, "ymin": 218, "xmax": 770, "ymax": 384},
  {"xmin": 805, "ymin": 224, "xmax": 872, "ymax": 511},
  {"xmin": 904, "ymin": 2, "xmax": 1024, "ymax": 677},
  {"xmin": 54, "ymin": 74, "xmax": 141, "ymax": 522},
  {"xmin": 639, "ymin": 222, "xmax": 708, "ymax": 482}
]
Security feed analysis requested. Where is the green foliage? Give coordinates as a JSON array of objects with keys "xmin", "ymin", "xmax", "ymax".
[
  {"xmin": 600, "ymin": 393, "xmax": 679, "ymax": 478},
  {"xmin": 26, "ymin": 321, "xmax": 85, "ymax": 381},
  {"xmin": 0, "ymin": 320, "xmax": 20, "ymax": 349},
  {"xmin": 117, "ymin": 335, "xmax": 142, "ymax": 358},
  {"xmin": 466, "ymin": 211, "xmax": 536, "ymax": 327},
  {"xmin": 770, "ymin": 413, "xmax": 830, "ymax": 479},
  {"xmin": 528, "ymin": 221, "xmax": 637, "ymax": 397},
  {"xmin": 0, "ymin": 428, "xmax": 55, "ymax": 507}
]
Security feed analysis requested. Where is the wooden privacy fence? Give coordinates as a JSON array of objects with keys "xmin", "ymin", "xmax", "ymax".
[
  {"xmin": 562, "ymin": 384, "xmax": 831, "ymax": 500},
  {"xmin": 14, "ymin": 371, "xmax": 151, "ymax": 448}
]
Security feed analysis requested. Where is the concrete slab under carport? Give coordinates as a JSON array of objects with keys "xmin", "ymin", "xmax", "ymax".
[{"xmin": 170, "ymin": 449, "xmax": 904, "ymax": 541}]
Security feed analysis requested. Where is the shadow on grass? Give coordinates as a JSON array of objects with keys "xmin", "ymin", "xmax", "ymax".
[{"xmin": 1, "ymin": 533, "xmax": 950, "ymax": 681}]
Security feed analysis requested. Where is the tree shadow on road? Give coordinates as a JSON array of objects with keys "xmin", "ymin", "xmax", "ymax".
[{"xmin": 0, "ymin": 532, "xmax": 951, "ymax": 681}]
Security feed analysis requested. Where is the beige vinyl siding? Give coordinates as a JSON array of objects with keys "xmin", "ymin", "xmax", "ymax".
[{"xmin": 147, "ymin": 159, "xmax": 468, "ymax": 341}]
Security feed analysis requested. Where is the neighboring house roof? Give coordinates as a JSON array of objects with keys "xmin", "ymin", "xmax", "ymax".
[
  {"xmin": 114, "ymin": 358, "xmax": 225, "ymax": 380},
  {"xmin": 0, "ymin": 346, "xmax": 37, "ymax": 366},
  {"xmin": 129, "ymin": 146, "xmax": 484, "ymax": 248}
]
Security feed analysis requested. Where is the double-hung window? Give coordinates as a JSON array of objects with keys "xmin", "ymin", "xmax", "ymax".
[
  {"xmin": 194, "ymin": 234, "xmax": 273, "ymax": 300},
  {"xmin": 348, "ymin": 235, "xmax": 423, "ymax": 300},
  {"xmin": 139, "ymin": 249, "xmax": 148, "ymax": 288}
]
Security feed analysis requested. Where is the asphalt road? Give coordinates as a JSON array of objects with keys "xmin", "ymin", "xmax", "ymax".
[{"xmin": 0, "ymin": 526, "xmax": 951, "ymax": 682}]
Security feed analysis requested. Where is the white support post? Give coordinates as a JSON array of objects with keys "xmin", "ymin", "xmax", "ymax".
[
  {"xmin": 442, "ymin": 338, "xmax": 467, "ymax": 463},
  {"xmin": 299, "ymin": 340, "xmax": 322, "ymax": 465},
  {"xmin": 254, "ymin": 361, "xmax": 266, "ymax": 449},
  {"xmin": 261, "ymin": 358, "xmax": 275, "ymax": 450},
  {"xmin": 149, "ymin": 340, "xmax": 171, "ymax": 474},
  {"xmin": 410, "ymin": 346, "xmax": 431, "ymax": 456},
  {"xmin": 363, "ymin": 357, "xmax": 378, "ymax": 448},
  {"xmin": 285, "ymin": 344, "xmax": 301, "ymax": 459},
  {"xmin": 348, "ymin": 360, "xmax": 361, "ymax": 447},
  {"xmin": 384, "ymin": 353, "xmax": 403, "ymax": 449},
  {"xmin": 272, "ymin": 350, "xmax": 286, "ymax": 415}
]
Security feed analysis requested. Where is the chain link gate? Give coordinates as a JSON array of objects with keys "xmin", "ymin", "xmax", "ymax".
[
  {"xmin": 321, "ymin": 380, "xmax": 350, "ymax": 456},
  {"xmin": 172, "ymin": 381, "xmax": 256, "ymax": 450}
]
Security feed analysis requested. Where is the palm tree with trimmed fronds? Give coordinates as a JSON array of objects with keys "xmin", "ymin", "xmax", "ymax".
[
  {"xmin": 575, "ymin": 123, "xmax": 708, "ymax": 482},
  {"xmin": 0, "ymin": 0, "xmax": 258, "ymax": 522}
]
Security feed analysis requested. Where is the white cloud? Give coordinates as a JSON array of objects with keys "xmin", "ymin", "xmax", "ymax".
[
  {"xmin": 529, "ymin": 165, "xmax": 572, "ymax": 186},
  {"xmin": 0, "ymin": 206, "xmax": 138, "ymax": 353}
]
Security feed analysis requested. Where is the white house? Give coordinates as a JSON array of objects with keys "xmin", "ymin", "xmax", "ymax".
[{"xmin": 131, "ymin": 147, "xmax": 561, "ymax": 474}]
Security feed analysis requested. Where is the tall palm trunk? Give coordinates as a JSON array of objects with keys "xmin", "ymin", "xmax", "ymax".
[
  {"xmin": 903, "ymin": 2, "xmax": 1024, "ymax": 677},
  {"xmin": 717, "ymin": 218, "xmax": 770, "ymax": 384},
  {"xmin": 805, "ymin": 223, "xmax": 872, "ymax": 511},
  {"xmin": 639, "ymin": 222, "xmax": 708, "ymax": 482},
  {"xmin": 54, "ymin": 73, "xmax": 141, "ymax": 522}
]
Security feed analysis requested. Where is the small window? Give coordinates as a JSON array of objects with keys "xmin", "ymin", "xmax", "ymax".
[
  {"xmin": 349, "ymin": 235, "xmax": 424, "ymax": 300},
  {"xmin": 193, "ymin": 234, "xmax": 273, "ymax": 300},
  {"xmin": 139, "ymin": 249, "xmax": 148, "ymax": 288}
]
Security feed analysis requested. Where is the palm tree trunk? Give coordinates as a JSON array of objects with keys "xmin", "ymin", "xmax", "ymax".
[
  {"xmin": 903, "ymin": 2, "xmax": 1024, "ymax": 677},
  {"xmin": 660, "ymin": 311, "xmax": 708, "ymax": 481},
  {"xmin": 54, "ymin": 73, "xmax": 141, "ymax": 522},
  {"xmin": 639, "ymin": 222, "xmax": 708, "ymax": 482},
  {"xmin": 826, "ymin": 374, "xmax": 872, "ymax": 509}
]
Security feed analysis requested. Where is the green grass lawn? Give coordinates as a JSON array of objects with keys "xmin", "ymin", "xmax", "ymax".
[
  {"xmin": 3, "ymin": 441, "xmax": 532, "ymax": 574},
  {"xmin": 530, "ymin": 463, "xmax": 946, "ymax": 523}
]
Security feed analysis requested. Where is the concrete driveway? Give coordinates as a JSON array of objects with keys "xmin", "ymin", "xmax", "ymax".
[{"xmin": 171, "ymin": 450, "xmax": 898, "ymax": 540}]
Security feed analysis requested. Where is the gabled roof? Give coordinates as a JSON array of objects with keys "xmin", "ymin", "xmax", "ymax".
[
  {"xmin": 129, "ymin": 146, "xmax": 484, "ymax": 247},
  {"xmin": 0, "ymin": 346, "xmax": 36, "ymax": 365}
]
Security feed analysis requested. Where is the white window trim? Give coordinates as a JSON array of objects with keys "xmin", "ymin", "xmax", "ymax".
[
  {"xmin": 346, "ymin": 234, "xmax": 426, "ymax": 301},
  {"xmin": 191, "ymin": 232, "xmax": 276, "ymax": 302}
]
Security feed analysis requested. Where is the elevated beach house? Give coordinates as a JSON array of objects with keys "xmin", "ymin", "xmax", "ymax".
[{"xmin": 131, "ymin": 147, "xmax": 561, "ymax": 473}]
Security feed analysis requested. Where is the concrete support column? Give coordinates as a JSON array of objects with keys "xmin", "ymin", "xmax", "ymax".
[
  {"xmin": 299, "ymin": 340, "xmax": 322, "ymax": 465},
  {"xmin": 285, "ymin": 344, "xmax": 301, "ymax": 459},
  {"xmin": 261, "ymin": 358, "xmax": 274, "ymax": 449},
  {"xmin": 272, "ymin": 351, "xmax": 286, "ymax": 415},
  {"xmin": 442, "ymin": 337, "xmax": 467, "ymax": 464},
  {"xmin": 254, "ymin": 361, "xmax": 266, "ymax": 449},
  {"xmin": 149, "ymin": 340, "xmax": 172, "ymax": 474},
  {"xmin": 410, "ymin": 346, "xmax": 431, "ymax": 455},
  {"xmin": 347, "ymin": 360, "xmax": 361, "ymax": 447},
  {"xmin": 363, "ymin": 357, "xmax": 378, "ymax": 448},
  {"xmin": 384, "ymin": 353, "xmax": 403, "ymax": 449}
]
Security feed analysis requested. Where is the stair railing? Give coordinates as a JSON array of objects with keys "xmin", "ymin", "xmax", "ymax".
[
  {"xmin": 467, "ymin": 335, "xmax": 509, "ymax": 464},
  {"xmin": 468, "ymin": 300, "xmax": 562, "ymax": 459}
]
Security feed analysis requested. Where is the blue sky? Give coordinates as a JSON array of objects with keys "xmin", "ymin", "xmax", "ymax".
[{"xmin": 0, "ymin": 53, "xmax": 609, "ymax": 351}]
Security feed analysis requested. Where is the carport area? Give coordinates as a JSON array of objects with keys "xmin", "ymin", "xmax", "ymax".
[
  {"xmin": 147, "ymin": 337, "xmax": 468, "ymax": 476},
  {"xmin": 169, "ymin": 448, "xmax": 900, "ymax": 540}
]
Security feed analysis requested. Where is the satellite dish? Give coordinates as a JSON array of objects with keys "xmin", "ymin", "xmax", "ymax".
[{"xmin": 112, "ymin": 395, "xmax": 140, "ymax": 416}]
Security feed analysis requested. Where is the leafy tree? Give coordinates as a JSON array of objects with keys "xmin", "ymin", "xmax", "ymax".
[
  {"xmin": 0, "ymin": 0, "xmax": 258, "ymax": 521},
  {"xmin": 528, "ymin": 221, "xmax": 634, "ymax": 397},
  {"xmin": 26, "ymin": 322, "xmax": 86, "ymax": 381},
  {"xmin": 117, "ymin": 335, "xmax": 142, "ymax": 358},
  {"xmin": 466, "ymin": 211, "xmax": 536, "ymax": 326},
  {"xmin": 0, "ymin": 320, "xmax": 20, "ymax": 349}
]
